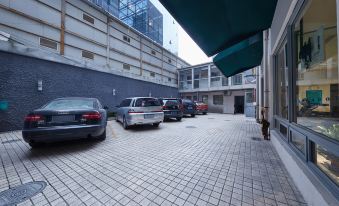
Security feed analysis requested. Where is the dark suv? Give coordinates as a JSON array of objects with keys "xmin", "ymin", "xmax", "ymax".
[
  {"xmin": 182, "ymin": 99, "xmax": 197, "ymax": 117},
  {"xmin": 159, "ymin": 98, "xmax": 183, "ymax": 121}
]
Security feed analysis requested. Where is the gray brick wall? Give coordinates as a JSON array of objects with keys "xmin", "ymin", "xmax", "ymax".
[{"xmin": 0, "ymin": 51, "xmax": 178, "ymax": 132}]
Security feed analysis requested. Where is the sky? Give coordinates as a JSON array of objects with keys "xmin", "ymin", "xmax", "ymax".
[{"xmin": 150, "ymin": 0, "xmax": 211, "ymax": 65}]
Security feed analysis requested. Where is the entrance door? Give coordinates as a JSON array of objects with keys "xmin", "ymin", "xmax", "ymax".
[{"xmin": 234, "ymin": 96, "xmax": 244, "ymax": 114}]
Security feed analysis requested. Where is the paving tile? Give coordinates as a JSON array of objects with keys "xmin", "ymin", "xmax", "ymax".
[{"xmin": 0, "ymin": 114, "xmax": 306, "ymax": 206}]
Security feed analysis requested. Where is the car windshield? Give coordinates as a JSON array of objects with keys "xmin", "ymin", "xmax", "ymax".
[
  {"xmin": 135, "ymin": 98, "xmax": 161, "ymax": 107},
  {"xmin": 43, "ymin": 99, "xmax": 95, "ymax": 110}
]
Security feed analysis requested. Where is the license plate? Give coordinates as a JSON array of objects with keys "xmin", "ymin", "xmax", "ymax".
[
  {"xmin": 52, "ymin": 115, "xmax": 75, "ymax": 122},
  {"xmin": 188, "ymin": 107, "xmax": 192, "ymax": 110},
  {"xmin": 144, "ymin": 114, "xmax": 155, "ymax": 119}
]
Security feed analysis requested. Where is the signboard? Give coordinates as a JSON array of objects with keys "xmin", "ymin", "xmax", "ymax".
[{"xmin": 0, "ymin": 101, "xmax": 8, "ymax": 111}]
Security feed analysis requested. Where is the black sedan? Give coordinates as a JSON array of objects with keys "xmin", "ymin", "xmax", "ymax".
[
  {"xmin": 159, "ymin": 98, "xmax": 183, "ymax": 121},
  {"xmin": 22, "ymin": 97, "xmax": 107, "ymax": 147}
]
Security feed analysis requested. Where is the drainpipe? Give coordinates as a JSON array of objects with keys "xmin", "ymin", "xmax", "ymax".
[
  {"xmin": 263, "ymin": 30, "xmax": 270, "ymax": 120},
  {"xmin": 256, "ymin": 66, "xmax": 260, "ymax": 122}
]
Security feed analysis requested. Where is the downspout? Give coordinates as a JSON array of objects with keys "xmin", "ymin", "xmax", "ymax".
[
  {"xmin": 263, "ymin": 30, "xmax": 270, "ymax": 120},
  {"xmin": 256, "ymin": 66, "xmax": 260, "ymax": 122}
]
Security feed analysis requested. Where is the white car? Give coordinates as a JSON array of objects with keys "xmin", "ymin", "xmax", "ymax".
[{"xmin": 116, "ymin": 97, "xmax": 164, "ymax": 129}]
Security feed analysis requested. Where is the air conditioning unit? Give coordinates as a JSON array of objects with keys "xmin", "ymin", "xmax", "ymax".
[{"xmin": 223, "ymin": 91, "xmax": 232, "ymax": 96}]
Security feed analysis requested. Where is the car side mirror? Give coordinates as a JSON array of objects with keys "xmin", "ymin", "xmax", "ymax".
[{"xmin": 103, "ymin": 106, "xmax": 109, "ymax": 110}]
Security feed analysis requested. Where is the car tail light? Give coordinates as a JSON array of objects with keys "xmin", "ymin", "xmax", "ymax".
[
  {"xmin": 162, "ymin": 105, "xmax": 167, "ymax": 110},
  {"xmin": 24, "ymin": 115, "xmax": 43, "ymax": 122},
  {"xmin": 82, "ymin": 112, "xmax": 101, "ymax": 120},
  {"xmin": 128, "ymin": 109, "xmax": 144, "ymax": 114}
]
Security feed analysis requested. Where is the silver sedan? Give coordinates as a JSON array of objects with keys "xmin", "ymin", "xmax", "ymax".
[{"xmin": 116, "ymin": 97, "xmax": 164, "ymax": 129}]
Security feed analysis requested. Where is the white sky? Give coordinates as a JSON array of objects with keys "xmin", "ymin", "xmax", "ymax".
[
  {"xmin": 150, "ymin": 0, "xmax": 212, "ymax": 66},
  {"xmin": 178, "ymin": 26, "xmax": 212, "ymax": 65}
]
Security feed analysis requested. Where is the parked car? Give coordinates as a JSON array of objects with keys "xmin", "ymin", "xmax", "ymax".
[
  {"xmin": 159, "ymin": 98, "xmax": 183, "ymax": 121},
  {"xmin": 194, "ymin": 101, "xmax": 208, "ymax": 115},
  {"xmin": 182, "ymin": 99, "xmax": 197, "ymax": 117},
  {"xmin": 22, "ymin": 97, "xmax": 108, "ymax": 148},
  {"xmin": 116, "ymin": 97, "xmax": 164, "ymax": 129}
]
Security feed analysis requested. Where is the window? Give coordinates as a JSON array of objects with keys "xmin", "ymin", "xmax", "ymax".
[
  {"xmin": 294, "ymin": 0, "xmax": 339, "ymax": 141},
  {"xmin": 168, "ymin": 77, "xmax": 171, "ymax": 82},
  {"xmin": 232, "ymin": 74, "xmax": 242, "ymax": 85},
  {"xmin": 312, "ymin": 143, "xmax": 339, "ymax": 186},
  {"xmin": 202, "ymin": 95, "xmax": 208, "ymax": 104},
  {"xmin": 83, "ymin": 13, "xmax": 94, "ymax": 24},
  {"xmin": 213, "ymin": 95, "xmax": 223, "ymax": 105},
  {"xmin": 119, "ymin": 99, "xmax": 132, "ymax": 107},
  {"xmin": 134, "ymin": 98, "xmax": 160, "ymax": 107},
  {"xmin": 210, "ymin": 66, "xmax": 222, "ymax": 87},
  {"xmin": 82, "ymin": 50, "xmax": 94, "ymax": 60},
  {"xmin": 290, "ymin": 130, "xmax": 306, "ymax": 155},
  {"xmin": 151, "ymin": 50, "xmax": 156, "ymax": 55},
  {"xmin": 123, "ymin": 63, "xmax": 130, "ymax": 70},
  {"xmin": 39, "ymin": 38, "xmax": 58, "ymax": 50},
  {"xmin": 168, "ymin": 58, "xmax": 172, "ymax": 63},
  {"xmin": 123, "ymin": 35, "xmax": 130, "ymax": 43},
  {"xmin": 277, "ymin": 43, "xmax": 288, "ymax": 119},
  {"xmin": 222, "ymin": 77, "xmax": 228, "ymax": 86},
  {"xmin": 150, "ymin": 72, "xmax": 155, "ymax": 77}
]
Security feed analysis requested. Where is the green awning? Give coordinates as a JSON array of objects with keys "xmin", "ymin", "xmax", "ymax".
[
  {"xmin": 159, "ymin": 0, "xmax": 277, "ymax": 56},
  {"xmin": 213, "ymin": 34, "xmax": 263, "ymax": 77}
]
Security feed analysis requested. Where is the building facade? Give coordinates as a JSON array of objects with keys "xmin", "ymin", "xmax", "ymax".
[
  {"xmin": 118, "ymin": 0, "xmax": 163, "ymax": 46},
  {"xmin": 0, "ymin": 0, "xmax": 189, "ymax": 132},
  {"xmin": 259, "ymin": 0, "xmax": 339, "ymax": 204},
  {"xmin": 178, "ymin": 63, "xmax": 257, "ymax": 117}
]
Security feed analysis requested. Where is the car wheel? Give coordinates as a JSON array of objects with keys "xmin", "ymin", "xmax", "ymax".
[
  {"xmin": 176, "ymin": 117, "xmax": 182, "ymax": 121},
  {"xmin": 97, "ymin": 129, "xmax": 106, "ymax": 141},
  {"xmin": 203, "ymin": 112, "xmax": 207, "ymax": 115},
  {"xmin": 153, "ymin": 123, "xmax": 160, "ymax": 127},
  {"xmin": 123, "ymin": 116, "xmax": 129, "ymax": 129},
  {"xmin": 191, "ymin": 114, "xmax": 195, "ymax": 117}
]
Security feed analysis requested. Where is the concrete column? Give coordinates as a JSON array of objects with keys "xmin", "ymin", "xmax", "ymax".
[
  {"xmin": 208, "ymin": 64, "xmax": 211, "ymax": 88},
  {"xmin": 191, "ymin": 68, "xmax": 194, "ymax": 89},
  {"xmin": 60, "ymin": 0, "xmax": 66, "ymax": 55},
  {"xmin": 140, "ymin": 36, "xmax": 143, "ymax": 76},
  {"xmin": 106, "ymin": 17, "xmax": 110, "ymax": 66}
]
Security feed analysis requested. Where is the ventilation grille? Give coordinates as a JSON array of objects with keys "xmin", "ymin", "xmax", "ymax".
[
  {"xmin": 39, "ymin": 38, "xmax": 58, "ymax": 50},
  {"xmin": 82, "ymin": 50, "xmax": 94, "ymax": 59},
  {"xmin": 123, "ymin": 63, "xmax": 130, "ymax": 70},
  {"xmin": 83, "ymin": 13, "xmax": 94, "ymax": 24}
]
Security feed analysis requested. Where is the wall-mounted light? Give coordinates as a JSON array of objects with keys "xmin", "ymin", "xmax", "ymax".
[
  {"xmin": 37, "ymin": 80, "xmax": 42, "ymax": 91},
  {"xmin": 112, "ymin": 89, "xmax": 116, "ymax": 96}
]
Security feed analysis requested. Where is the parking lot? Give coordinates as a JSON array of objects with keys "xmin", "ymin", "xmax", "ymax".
[{"xmin": 0, "ymin": 114, "xmax": 306, "ymax": 206}]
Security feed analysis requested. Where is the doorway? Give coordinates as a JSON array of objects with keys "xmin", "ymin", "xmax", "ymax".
[{"xmin": 234, "ymin": 96, "xmax": 244, "ymax": 114}]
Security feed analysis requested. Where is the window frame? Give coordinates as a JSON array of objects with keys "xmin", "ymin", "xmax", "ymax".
[{"xmin": 272, "ymin": 0, "xmax": 339, "ymax": 198}]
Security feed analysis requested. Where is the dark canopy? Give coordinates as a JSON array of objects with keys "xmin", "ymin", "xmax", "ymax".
[
  {"xmin": 213, "ymin": 34, "xmax": 263, "ymax": 77},
  {"xmin": 159, "ymin": 0, "xmax": 277, "ymax": 56}
]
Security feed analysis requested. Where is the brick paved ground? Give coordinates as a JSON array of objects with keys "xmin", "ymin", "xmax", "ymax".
[{"xmin": 0, "ymin": 114, "xmax": 307, "ymax": 206}]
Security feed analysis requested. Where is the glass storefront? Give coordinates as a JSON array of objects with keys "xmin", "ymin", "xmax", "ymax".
[
  {"xmin": 294, "ymin": 0, "xmax": 339, "ymax": 141},
  {"xmin": 277, "ymin": 43, "xmax": 289, "ymax": 119},
  {"xmin": 274, "ymin": 0, "xmax": 339, "ymax": 195}
]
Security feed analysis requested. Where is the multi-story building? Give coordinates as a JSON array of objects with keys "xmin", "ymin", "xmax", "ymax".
[
  {"xmin": 178, "ymin": 62, "xmax": 257, "ymax": 117},
  {"xmin": 118, "ymin": 0, "xmax": 163, "ymax": 46},
  {"xmin": 0, "ymin": 0, "xmax": 189, "ymax": 131}
]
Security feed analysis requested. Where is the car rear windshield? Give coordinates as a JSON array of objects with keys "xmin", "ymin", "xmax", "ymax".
[
  {"xmin": 43, "ymin": 99, "xmax": 95, "ymax": 110},
  {"xmin": 162, "ymin": 100, "xmax": 179, "ymax": 105},
  {"xmin": 135, "ymin": 98, "xmax": 161, "ymax": 107}
]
